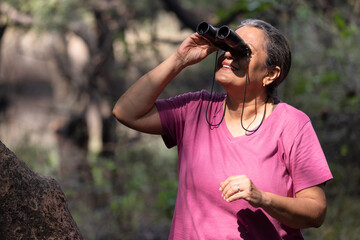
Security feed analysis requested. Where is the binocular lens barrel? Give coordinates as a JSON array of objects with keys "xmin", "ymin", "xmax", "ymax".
[
  {"xmin": 196, "ymin": 21, "xmax": 250, "ymax": 56},
  {"xmin": 196, "ymin": 21, "xmax": 218, "ymax": 43},
  {"xmin": 196, "ymin": 21, "xmax": 212, "ymax": 35},
  {"xmin": 217, "ymin": 26, "xmax": 250, "ymax": 56},
  {"xmin": 216, "ymin": 26, "xmax": 232, "ymax": 39}
]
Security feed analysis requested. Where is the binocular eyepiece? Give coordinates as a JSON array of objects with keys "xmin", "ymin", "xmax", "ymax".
[{"xmin": 196, "ymin": 21, "xmax": 251, "ymax": 57}]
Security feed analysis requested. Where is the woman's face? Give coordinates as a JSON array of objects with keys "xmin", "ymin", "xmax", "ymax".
[{"xmin": 215, "ymin": 26, "xmax": 269, "ymax": 94}]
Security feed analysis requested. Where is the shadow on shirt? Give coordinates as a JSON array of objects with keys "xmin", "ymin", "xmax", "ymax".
[{"xmin": 237, "ymin": 208, "xmax": 281, "ymax": 240}]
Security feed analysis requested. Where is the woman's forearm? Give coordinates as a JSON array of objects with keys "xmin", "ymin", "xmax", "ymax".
[
  {"xmin": 112, "ymin": 52, "xmax": 185, "ymax": 132},
  {"xmin": 260, "ymin": 185, "xmax": 327, "ymax": 229}
]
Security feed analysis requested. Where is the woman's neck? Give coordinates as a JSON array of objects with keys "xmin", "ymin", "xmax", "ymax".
[
  {"xmin": 223, "ymin": 93, "xmax": 272, "ymax": 137},
  {"xmin": 225, "ymin": 94, "xmax": 270, "ymax": 121}
]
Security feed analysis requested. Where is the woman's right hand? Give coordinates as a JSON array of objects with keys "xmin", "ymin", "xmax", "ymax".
[{"xmin": 175, "ymin": 33, "xmax": 218, "ymax": 68}]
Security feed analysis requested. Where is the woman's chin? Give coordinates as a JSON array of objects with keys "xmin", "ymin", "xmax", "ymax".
[
  {"xmin": 215, "ymin": 72, "xmax": 231, "ymax": 83},
  {"xmin": 215, "ymin": 72, "xmax": 239, "ymax": 88}
]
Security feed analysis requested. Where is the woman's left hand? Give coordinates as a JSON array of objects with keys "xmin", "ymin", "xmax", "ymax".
[
  {"xmin": 220, "ymin": 176, "xmax": 328, "ymax": 228},
  {"xmin": 219, "ymin": 175, "xmax": 265, "ymax": 208}
]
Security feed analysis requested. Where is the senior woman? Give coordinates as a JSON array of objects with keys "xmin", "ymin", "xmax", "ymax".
[{"xmin": 113, "ymin": 19, "xmax": 333, "ymax": 239}]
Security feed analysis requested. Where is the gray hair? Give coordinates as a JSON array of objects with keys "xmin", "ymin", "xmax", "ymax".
[{"xmin": 237, "ymin": 19, "xmax": 291, "ymax": 101}]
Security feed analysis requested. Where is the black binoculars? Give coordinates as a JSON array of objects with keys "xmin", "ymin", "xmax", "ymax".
[{"xmin": 196, "ymin": 21, "xmax": 251, "ymax": 57}]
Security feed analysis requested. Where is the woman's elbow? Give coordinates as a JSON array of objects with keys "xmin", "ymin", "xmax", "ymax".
[
  {"xmin": 112, "ymin": 105, "xmax": 144, "ymax": 131},
  {"xmin": 315, "ymin": 209, "xmax": 327, "ymax": 228},
  {"xmin": 296, "ymin": 184, "xmax": 328, "ymax": 229},
  {"xmin": 309, "ymin": 203, "xmax": 327, "ymax": 228},
  {"xmin": 112, "ymin": 105, "xmax": 127, "ymax": 124},
  {"xmin": 112, "ymin": 106, "xmax": 120, "ymax": 120}
]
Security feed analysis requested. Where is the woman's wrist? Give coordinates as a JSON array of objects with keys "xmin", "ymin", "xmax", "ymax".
[
  {"xmin": 260, "ymin": 191, "xmax": 272, "ymax": 208},
  {"xmin": 171, "ymin": 51, "xmax": 189, "ymax": 70}
]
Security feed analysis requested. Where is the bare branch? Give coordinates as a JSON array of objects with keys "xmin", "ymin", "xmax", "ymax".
[{"xmin": 160, "ymin": 0, "xmax": 200, "ymax": 31}]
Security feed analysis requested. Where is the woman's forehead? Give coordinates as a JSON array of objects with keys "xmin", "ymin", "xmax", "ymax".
[{"xmin": 235, "ymin": 26, "xmax": 266, "ymax": 51}]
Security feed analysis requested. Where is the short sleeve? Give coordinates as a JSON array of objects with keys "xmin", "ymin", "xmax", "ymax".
[
  {"xmin": 289, "ymin": 121, "xmax": 333, "ymax": 193},
  {"xmin": 155, "ymin": 98, "xmax": 181, "ymax": 148},
  {"xmin": 155, "ymin": 91, "xmax": 203, "ymax": 148}
]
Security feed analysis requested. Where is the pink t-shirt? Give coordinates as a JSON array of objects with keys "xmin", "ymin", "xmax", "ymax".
[{"xmin": 155, "ymin": 90, "xmax": 333, "ymax": 240}]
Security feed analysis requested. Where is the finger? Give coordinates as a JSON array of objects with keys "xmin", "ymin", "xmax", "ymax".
[
  {"xmin": 220, "ymin": 175, "xmax": 240, "ymax": 190},
  {"xmin": 224, "ymin": 185, "xmax": 244, "ymax": 202},
  {"xmin": 219, "ymin": 180, "xmax": 231, "ymax": 195},
  {"xmin": 219, "ymin": 179, "xmax": 230, "ymax": 191},
  {"xmin": 222, "ymin": 176, "xmax": 251, "ymax": 200},
  {"xmin": 222, "ymin": 182, "xmax": 241, "ymax": 199},
  {"xmin": 220, "ymin": 176, "xmax": 241, "ymax": 196},
  {"xmin": 226, "ymin": 191, "xmax": 247, "ymax": 203}
]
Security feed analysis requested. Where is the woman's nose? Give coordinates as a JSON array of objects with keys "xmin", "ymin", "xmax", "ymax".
[{"xmin": 224, "ymin": 51, "xmax": 233, "ymax": 59}]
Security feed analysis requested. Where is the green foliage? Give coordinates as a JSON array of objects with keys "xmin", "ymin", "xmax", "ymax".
[
  {"xmin": 155, "ymin": 180, "xmax": 178, "ymax": 220},
  {"xmin": 216, "ymin": 0, "xmax": 273, "ymax": 23},
  {"xmin": 283, "ymin": 1, "xmax": 360, "ymax": 114},
  {"xmin": 126, "ymin": 0, "xmax": 162, "ymax": 20},
  {"xmin": 303, "ymin": 195, "xmax": 360, "ymax": 239},
  {"xmin": 4, "ymin": 0, "xmax": 88, "ymax": 29},
  {"xmin": 81, "ymin": 137, "xmax": 178, "ymax": 238},
  {"xmin": 14, "ymin": 138, "xmax": 59, "ymax": 177}
]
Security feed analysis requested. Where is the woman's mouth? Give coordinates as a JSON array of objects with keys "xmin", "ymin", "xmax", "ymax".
[
  {"xmin": 222, "ymin": 64, "xmax": 232, "ymax": 70},
  {"xmin": 221, "ymin": 63, "xmax": 238, "ymax": 71}
]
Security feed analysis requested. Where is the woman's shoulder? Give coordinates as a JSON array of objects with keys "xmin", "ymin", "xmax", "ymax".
[
  {"xmin": 268, "ymin": 102, "xmax": 315, "ymax": 145},
  {"xmin": 275, "ymin": 102, "xmax": 311, "ymax": 127},
  {"xmin": 181, "ymin": 89, "xmax": 225, "ymax": 100},
  {"xmin": 161, "ymin": 90, "xmax": 225, "ymax": 104}
]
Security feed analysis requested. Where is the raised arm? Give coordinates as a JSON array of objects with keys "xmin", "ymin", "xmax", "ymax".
[{"xmin": 112, "ymin": 33, "xmax": 216, "ymax": 134}]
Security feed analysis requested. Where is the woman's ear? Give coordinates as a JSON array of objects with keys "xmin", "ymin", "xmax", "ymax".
[{"xmin": 263, "ymin": 66, "xmax": 281, "ymax": 86}]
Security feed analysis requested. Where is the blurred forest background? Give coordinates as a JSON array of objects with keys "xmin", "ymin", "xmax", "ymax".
[{"xmin": 0, "ymin": 0, "xmax": 359, "ymax": 239}]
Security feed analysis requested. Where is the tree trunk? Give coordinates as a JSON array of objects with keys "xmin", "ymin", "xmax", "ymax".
[{"xmin": 0, "ymin": 141, "xmax": 83, "ymax": 239}]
